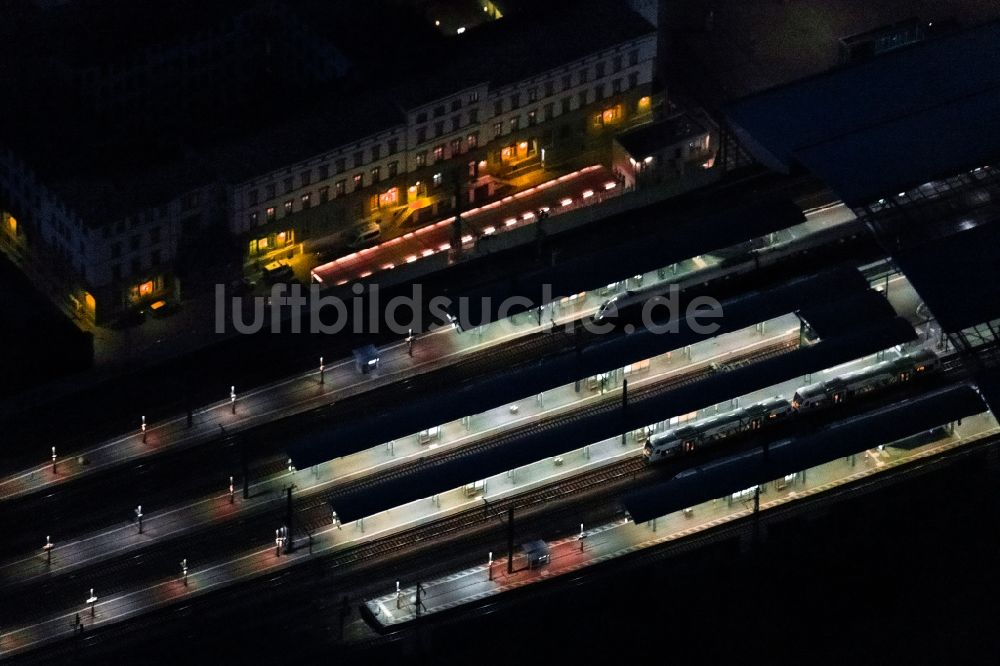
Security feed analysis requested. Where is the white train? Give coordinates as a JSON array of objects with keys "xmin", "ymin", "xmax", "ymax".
[{"xmin": 642, "ymin": 349, "xmax": 940, "ymax": 463}]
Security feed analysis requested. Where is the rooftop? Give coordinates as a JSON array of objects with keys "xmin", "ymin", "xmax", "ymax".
[
  {"xmin": 615, "ymin": 114, "xmax": 707, "ymax": 159},
  {"xmin": 725, "ymin": 20, "xmax": 1000, "ymax": 206}
]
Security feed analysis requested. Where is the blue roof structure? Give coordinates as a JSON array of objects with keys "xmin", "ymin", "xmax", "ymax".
[{"xmin": 726, "ymin": 21, "xmax": 1000, "ymax": 206}]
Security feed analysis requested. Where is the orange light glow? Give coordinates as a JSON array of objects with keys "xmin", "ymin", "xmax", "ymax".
[{"xmin": 138, "ymin": 281, "xmax": 154, "ymax": 297}]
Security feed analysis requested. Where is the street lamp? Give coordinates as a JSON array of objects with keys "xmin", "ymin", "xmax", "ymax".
[
  {"xmin": 43, "ymin": 535, "xmax": 53, "ymax": 565},
  {"xmin": 180, "ymin": 558, "xmax": 188, "ymax": 587},
  {"xmin": 406, "ymin": 328, "xmax": 414, "ymax": 356},
  {"xmin": 228, "ymin": 476, "xmax": 235, "ymax": 504},
  {"xmin": 579, "ymin": 523, "xmax": 585, "ymax": 552},
  {"xmin": 141, "ymin": 415, "xmax": 147, "ymax": 443},
  {"xmin": 331, "ymin": 510, "xmax": 341, "ymax": 529},
  {"xmin": 488, "ymin": 551, "xmax": 493, "ymax": 581},
  {"xmin": 87, "ymin": 588, "xmax": 97, "ymax": 617},
  {"xmin": 51, "ymin": 446, "xmax": 57, "ymax": 474},
  {"xmin": 135, "ymin": 505, "xmax": 144, "ymax": 534},
  {"xmin": 396, "ymin": 580, "xmax": 402, "ymax": 609},
  {"xmin": 230, "ymin": 385, "xmax": 236, "ymax": 414},
  {"xmin": 319, "ymin": 356, "xmax": 325, "ymax": 385},
  {"xmin": 287, "ymin": 458, "xmax": 295, "ymax": 474}
]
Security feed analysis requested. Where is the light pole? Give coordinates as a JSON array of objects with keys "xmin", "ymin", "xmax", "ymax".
[
  {"xmin": 396, "ymin": 580, "xmax": 401, "ymax": 609},
  {"xmin": 180, "ymin": 559, "xmax": 188, "ymax": 587},
  {"xmin": 51, "ymin": 446, "xmax": 57, "ymax": 474},
  {"xmin": 319, "ymin": 356, "xmax": 325, "ymax": 385},
  {"xmin": 43, "ymin": 535, "xmax": 53, "ymax": 565},
  {"xmin": 230, "ymin": 385, "xmax": 236, "ymax": 414},
  {"xmin": 406, "ymin": 329, "xmax": 414, "ymax": 356},
  {"xmin": 87, "ymin": 588, "xmax": 97, "ymax": 617},
  {"xmin": 287, "ymin": 458, "xmax": 295, "ymax": 474},
  {"xmin": 228, "ymin": 476, "xmax": 235, "ymax": 504},
  {"xmin": 579, "ymin": 523, "xmax": 585, "ymax": 552},
  {"xmin": 135, "ymin": 505, "xmax": 144, "ymax": 534},
  {"xmin": 488, "ymin": 551, "xmax": 493, "ymax": 581},
  {"xmin": 141, "ymin": 415, "xmax": 147, "ymax": 443},
  {"xmin": 332, "ymin": 510, "xmax": 341, "ymax": 529}
]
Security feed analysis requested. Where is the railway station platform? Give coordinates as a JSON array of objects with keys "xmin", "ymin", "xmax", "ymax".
[
  {"xmin": 363, "ymin": 411, "xmax": 999, "ymax": 631},
  {"xmin": 0, "ymin": 204, "xmax": 859, "ymax": 503},
  {"xmin": 0, "ymin": 335, "xmax": 968, "ymax": 657}
]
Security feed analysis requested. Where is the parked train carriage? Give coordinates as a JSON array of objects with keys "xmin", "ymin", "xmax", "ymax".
[
  {"xmin": 792, "ymin": 350, "xmax": 941, "ymax": 410},
  {"xmin": 644, "ymin": 350, "xmax": 940, "ymax": 464},
  {"xmin": 642, "ymin": 396, "xmax": 793, "ymax": 462}
]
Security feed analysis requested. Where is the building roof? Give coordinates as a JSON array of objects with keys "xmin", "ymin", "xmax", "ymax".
[
  {"xmin": 725, "ymin": 21, "xmax": 1000, "ymax": 206},
  {"xmin": 893, "ymin": 220, "xmax": 1000, "ymax": 332},
  {"xmin": 615, "ymin": 115, "xmax": 707, "ymax": 159}
]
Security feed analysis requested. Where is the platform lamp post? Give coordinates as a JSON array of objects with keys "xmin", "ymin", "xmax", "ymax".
[
  {"xmin": 180, "ymin": 559, "xmax": 188, "ymax": 587},
  {"xmin": 51, "ymin": 446, "xmax": 57, "ymax": 474},
  {"xmin": 141, "ymin": 415, "xmax": 147, "ymax": 443},
  {"xmin": 135, "ymin": 505, "xmax": 144, "ymax": 534},
  {"xmin": 319, "ymin": 356, "xmax": 325, "ymax": 385},
  {"xmin": 228, "ymin": 476, "xmax": 235, "ymax": 504},
  {"xmin": 579, "ymin": 523, "xmax": 585, "ymax": 552},
  {"xmin": 43, "ymin": 536, "xmax": 53, "ymax": 565},
  {"xmin": 87, "ymin": 588, "xmax": 97, "ymax": 617},
  {"xmin": 488, "ymin": 551, "xmax": 494, "ymax": 581},
  {"xmin": 406, "ymin": 329, "xmax": 414, "ymax": 356},
  {"xmin": 230, "ymin": 385, "xmax": 236, "ymax": 414}
]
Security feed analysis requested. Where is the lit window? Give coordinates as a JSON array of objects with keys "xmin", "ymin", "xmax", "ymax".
[
  {"xmin": 266, "ymin": 207, "xmax": 275, "ymax": 221},
  {"xmin": 379, "ymin": 187, "xmax": 399, "ymax": 208},
  {"xmin": 284, "ymin": 200, "xmax": 293, "ymax": 215},
  {"xmin": 467, "ymin": 132, "xmax": 478, "ymax": 148},
  {"xmin": 139, "ymin": 280, "xmax": 154, "ymax": 296},
  {"xmin": 433, "ymin": 172, "xmax": 443, "ymax": 186},
  {"xmin": 433, "ymin": 145, "xmax": 445, "ymax": 162}
]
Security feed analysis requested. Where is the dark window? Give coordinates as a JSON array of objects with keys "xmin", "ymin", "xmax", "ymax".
[
  {"xmin": 388, "ymin": 161, "xmax": 398, "ymax": 177},
  {"xmin": 468, "ymin": 91, "xmax": 479, "ymax": 103},
  {"xmin": 628, "ymin": 72, "xmax": 638, "ymax": 89},
  {"xmin": 283, "ymin": 177, "xmax": 293, "ymax": 194},
  {"xmin": 544, "ymin": 102, "xmax": 554, "ymax": 120},
  {"xmin": 545, "ymin": 81, "xmax": 554, "ymax": 97},
  {"xmin": 416, "ymin": 111, "xmax": 427, "ymax": 123},
  {"xmin": 371, "ymin": 144, "xmax": 381, "ymax": 160},
  {"xmin": 335, "ymin": 158, "xmax": 346, "ymax": 174},
  {"xmin": 318, "ymin": 164, "xmax": 329, "ymax": 180},
  {"xmin": 435, "ymin": 120, "xmax": 445, "ymax": 136},
  {"xmin": 416, "ymin": 127, "xmax": 427, "ymax": 144},
  {"xmin": 468, "ymin": 108, "xmax": 479, "ymax": 123},
  {"xmin": 562, "ymin": 74, "xmax": 572, "ymax": 90},
  {"xmin": 353, "ymin": 150, "xmax": 364, "ymax": 167},
  {"xmin": 451, "ymin": 99, "xmax": 461, "ymax": 111},
  {"xmin": 578, "ymin": 69, "xmax": 588, "ymax": 85},
  {"xmin": 319, "ymin": 186, "xmax": 330, "ymax": 203},
  {"xmin": 247, "ymin": 189, "xmax": 258, "ymax": 206},
  {"xmin": 510, "ymin": 93, "xmax": 520, "ymax": 109},
  {"xmin": 578, "ymin": 91, "xmax": 588, "ymax": 107},
  {"xmin": 266, "ymin": 184, "xmax": 276, "ymax": 199},
  {"xmin": 629, "ymin": 50, "xmax": 638, "ymax": 66},
  {"xmin": 387, "ymin": 137, "xmax": 399, "ymax": 154},
  {"xmin": 528, "ymin": 87, "xmax": 538, "ymax": 103},
  {"xmin": 613, "ymin": 78, "xmax": 622, "ymax": 94},
  {"xmin": 433, "ymin": 105, "xmax": 445, "ymax": 117},
  {"xmin": 494, "ymin": 100, "xmax": 503, "ymax": 116},
  {"xmin": 300, "ymin": 170, "xmax": 311, "ymax": 187},
  {"xmin": 613, "ymin": 55, "xmax": 622, "ymax": 72},
  {"xmin": 595, "ymin": 61, "xmax": 606, "ymax": 77},
  {"xmin": 561, "ymin": 97, "xmax": 571, "ymax": 114},
  {"xmin": 451, "ymin": 115, "xmax": 461, "ymax": 131}
]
